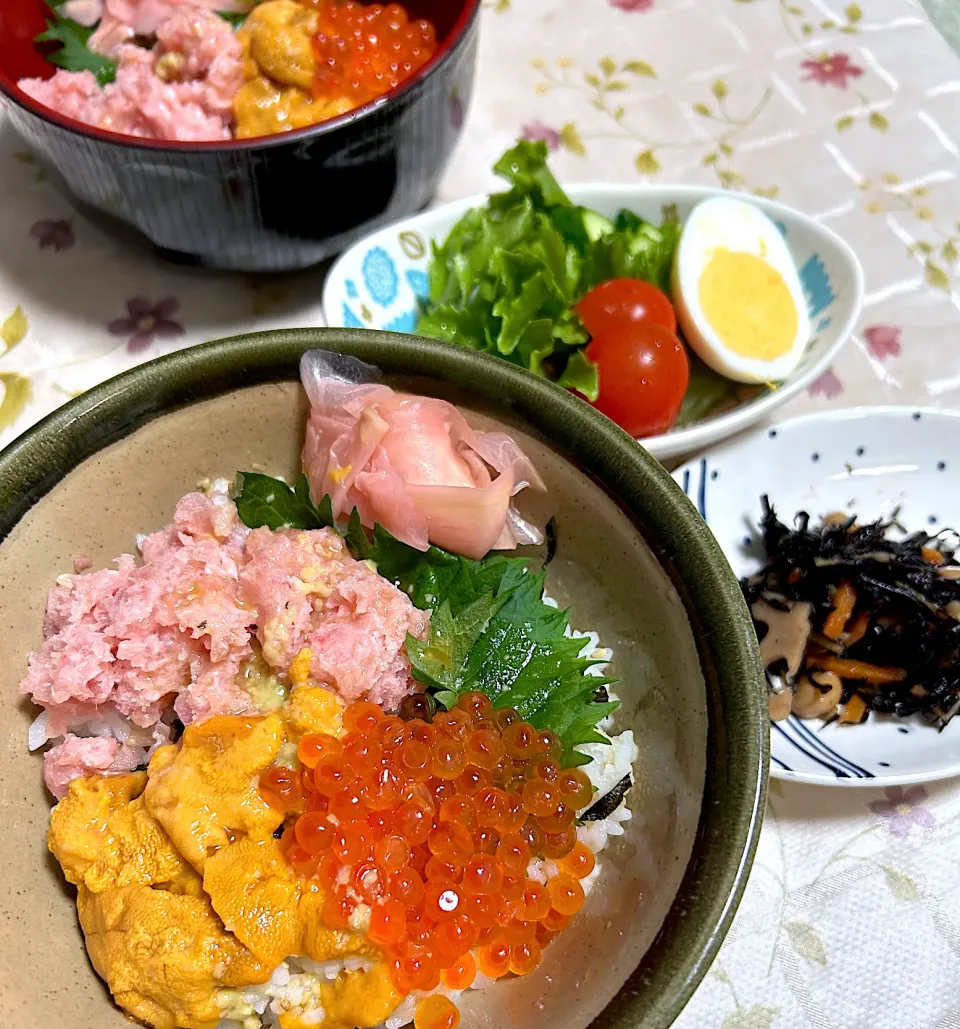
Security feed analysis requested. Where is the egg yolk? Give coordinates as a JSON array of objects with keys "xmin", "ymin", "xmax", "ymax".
[{"xmin": 698, "ymin": 249, "xmax": 798, "ymax": 361}]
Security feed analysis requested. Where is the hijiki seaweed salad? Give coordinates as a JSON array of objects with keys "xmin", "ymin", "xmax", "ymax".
[
  {"xmin": 744, "ymin": 496, "xmax": 960, "ymax": 728},
  {"xmin": 21, "ymin": 351, "xmax": 638, "ymax": 1029}
]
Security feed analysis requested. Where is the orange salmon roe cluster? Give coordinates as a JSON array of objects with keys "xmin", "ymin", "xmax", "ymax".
[
  {"xmin": 260, "ymin": 692, "xmax": 596, "ymax": 1029},
  {"xmin": 307, "ymin": 1, "xmax": 438, "ymax": 109}
]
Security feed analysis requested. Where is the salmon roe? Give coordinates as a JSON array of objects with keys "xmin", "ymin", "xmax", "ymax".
[
  {"xmin": 308, "ymin": 1, "xmax": 438, "ymax": 109},
  {"xmin": 414, "ymin": 993, "xmax": 460, "ymax": 1029},
  {"xmin": 266, "ymin": 692, "xmax": 596, "ymax": 1020}
]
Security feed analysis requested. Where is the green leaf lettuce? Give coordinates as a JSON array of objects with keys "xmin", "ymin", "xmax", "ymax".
[{"xmin": 415, "ymin": 141, "xmax": 683, "ymax": 406}]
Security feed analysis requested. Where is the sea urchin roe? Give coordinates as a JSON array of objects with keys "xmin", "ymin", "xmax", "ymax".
[{"xmin": 265, "ymin": 694, "xmax": 594, "ymax": 1021}]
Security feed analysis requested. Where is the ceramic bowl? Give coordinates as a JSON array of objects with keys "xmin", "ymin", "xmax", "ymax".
[
  {"xmin": 0, "ymin": 0, "xmax": 479, "ymax": 271},
  {"xmin": 0, "ymin": 328, "xmax": 767, "ymax": 1028},
  {"xmin": 322, "ymin": 185, "xmax": 864, "ymax": 461}
]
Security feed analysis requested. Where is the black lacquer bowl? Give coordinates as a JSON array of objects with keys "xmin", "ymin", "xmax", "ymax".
[{"xmin": 0, "ymin": 0, "xmax": 480, "ymax": 271}]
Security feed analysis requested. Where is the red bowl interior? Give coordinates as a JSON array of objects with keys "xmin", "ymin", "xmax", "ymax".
[{"xmin": 0, "ymin": 0, "xmax": 478, "ymax": 147}]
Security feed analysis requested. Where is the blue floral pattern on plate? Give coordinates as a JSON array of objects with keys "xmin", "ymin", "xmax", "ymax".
[
  {"xmin": 342, "ymin": 303, "xmax": 364, "ymax": 328},
  {"xmin": 385, "ymin": 310, "xmax": 419, "ymax": 334},
  {"xmin": 362, "ymin": 247, "xmax": 399, "ymax": 307},
  {"xmin": 799, "ymin": 254, "xmax": 836, "ymax": 319},
  {"xmin": 405, "ymin": 269, "xmax": 430, "ymax": 299}
]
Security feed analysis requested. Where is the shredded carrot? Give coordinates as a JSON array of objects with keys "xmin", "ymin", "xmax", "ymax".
[
  {"xmin": 823, "ymin": 581, "xmax": 856, "ymax": 640},
  {"xmin": 822, "ymin": 511, "xmax": 850, "ymax": 527},
  {"xmin": 838, "ymin": 694, "xmax": 868, "ymax": 724},
  {"xmin": 812, "ymin": 655, "xmax": 906, "ymax": 684},
  {"xmin": 843, "ymin": 611, "xmax": 870, "ymax": 647},
  {"xmin": 922, "ymin": 546, "xmax": 945, "ymax": 565}
]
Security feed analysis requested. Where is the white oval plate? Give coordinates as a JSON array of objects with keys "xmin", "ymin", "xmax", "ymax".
[
  {"xmin": 322, "ymin": 184, "xmax": 863, "ymax": 461},
  {"xmin": 673, "ymin": 406, "xmax": 960, "ymax": 787}
]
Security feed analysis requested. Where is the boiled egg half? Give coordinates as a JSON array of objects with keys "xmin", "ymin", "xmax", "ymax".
[{"xmin": 672, "ymin": 197, "xmax": 810, "ymax": 384}]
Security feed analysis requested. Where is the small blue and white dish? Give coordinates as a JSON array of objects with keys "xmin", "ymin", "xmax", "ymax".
[
  {"xmin": 673, "ymin": 406, "xmax": 960, "ymax": 787},
  {"xmin": 322, "ymin": 184, "xmax": 864, "ymax": 461}
]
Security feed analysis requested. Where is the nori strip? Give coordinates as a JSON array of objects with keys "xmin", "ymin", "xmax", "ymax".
[
  {"xmin": 542, "ymin": 516, "xmax": 558, "ymax": 569},
  {"xmin": 581, "ymin": 773, "xmax": 632, "ymax": 821}
]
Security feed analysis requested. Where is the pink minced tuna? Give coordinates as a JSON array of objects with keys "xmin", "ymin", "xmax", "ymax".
[
  {"xmin": 22, "ymin": 489, "xmax": 429, "ymax": 797},
  {"xmin": 43, "ymin": 735, "xmax": 146, "ymax": 800},
  {"xmin": 61, "ymin": 0, "xmax": 250, "ymax": 57},
  {"xmin": 240, "ymin": 528, "xmax": 430, "ymax": 708},
  {"xmin": 17, "ymin": 6, "xmax": 243, "ymax": 142}
]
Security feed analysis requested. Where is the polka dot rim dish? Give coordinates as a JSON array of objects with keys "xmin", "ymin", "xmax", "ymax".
[
  {"xmin": 322, "ymin": 183, "xmax": 864, "ymax": 461},
  {"xmin": 672, "ymin": 405, "xmax": 960, "ymax": 787}
]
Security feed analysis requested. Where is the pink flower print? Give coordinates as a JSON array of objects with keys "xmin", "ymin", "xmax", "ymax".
[
  {"xmin": 30, "ymin": 219, "xmax": 74, "ymax": 251},
  {"xmin": 521, "ymin": 121, "xmax": 560, "ymax": 151},
  {"xmin": 864, "ymin": 324, "xmax": 902, "ymax": 360},
  {"xmin": 807, "ymin": 368, "xmax": 843, "ymax": 399},
  {"xmin": 610, "ymin": 0, "xmax": 654, "ymax": 10},
  {"xmin": 801, "ymin": 53, "xmax": 864, "ymax": 89},
  {"xmin": 108, "ymin": 297, "xmax": 184, "ymax": 353},
  {"xmin": 868, "ymin": 786, "xmax": 934, "ymax": 837}
]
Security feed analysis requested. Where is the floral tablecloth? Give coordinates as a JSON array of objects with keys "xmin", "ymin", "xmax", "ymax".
[{"xmin": 3, "ymin": 1, "xmax": 960, "ymax": 1026}]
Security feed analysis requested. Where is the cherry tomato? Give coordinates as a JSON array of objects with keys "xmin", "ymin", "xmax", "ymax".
[
  {"xmin": 576, "ymin": 279, "xmax": 677, "ymax": 336},
  {"xmin": 583, "ymin": 321, "xmax": 690, "ymax": 438}
]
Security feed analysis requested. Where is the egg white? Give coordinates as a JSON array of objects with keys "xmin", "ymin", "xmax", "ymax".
[{"xmin": 671, "ymin": 197, "xmax": 811, "ymax": 384}]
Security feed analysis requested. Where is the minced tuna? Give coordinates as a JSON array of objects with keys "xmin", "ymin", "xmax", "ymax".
[
  {"xmin": 240, "ymin": 528, "xmax": 430, "ymax": 708},
  {"xmin": 18, "ymin": 6, "xmax": 243, "ymax": 142},
  {"xmin": 43, "ymin": 734, "xmax": 146, "ymax": 799},
  {"xmin": 22, "ymin": 488, "xmax": 429, "ymax": 796},
  {"xmin": 61, "ymin": 0, "xmax": 248, "ymax": 57}
]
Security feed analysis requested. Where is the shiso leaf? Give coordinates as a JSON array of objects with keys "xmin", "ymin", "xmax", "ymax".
[
  {"xmin": 234, "ymin": 471, "xmax": 618, "ymax": 763},
  {"xmin": 37, "ymin": 5, "xmax": 117, "ymax": 87},
  {"xmin": 406, "ymin": 593, "xmax": 508, "ymax": 692},
  {"xmin": 233, "ymin": 472, "xmax": 334, "ymax": 531},
  {"xmin": 412, "ymin": 566, "xmax": 618, "ymax": 765}
]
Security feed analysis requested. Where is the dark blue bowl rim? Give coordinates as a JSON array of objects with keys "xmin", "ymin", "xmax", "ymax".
[{"xmin": 0, "ymin": 0, "xmax": 481, "ymax": 153}]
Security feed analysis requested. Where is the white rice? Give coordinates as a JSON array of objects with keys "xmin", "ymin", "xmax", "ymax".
[
  {"xmin": 218, "ymin": 957, "xmax": 377, "ymax": 1029},
  {"xmin": 576, "ymin": 728, "xmax": 637, "ymax": 803}
]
